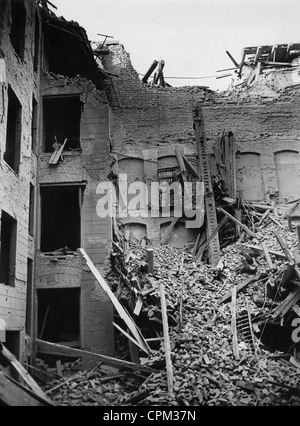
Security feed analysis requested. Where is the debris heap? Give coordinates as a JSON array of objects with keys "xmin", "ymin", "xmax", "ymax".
[{"xmin": 44, "ymin": 204, "xmax": 300, "ymax": 406}]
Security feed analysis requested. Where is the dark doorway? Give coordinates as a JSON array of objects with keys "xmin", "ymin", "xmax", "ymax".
[
  {"xmin": 43, "ymin": 96, "xmax": 81, "ymax": 152},
  {"xmin": 4, "ymin": 86, "xmax": 22, "ymax": 172},
  {"xmin": 4, "ymin": 331, "xmax": 20, "ymax": 360},
  {"xmin": 10, "ymin": 0, "xmax": 26, "ymax": 60},
  {"xmin": 37, "ymin": 288, "xmax": 80, "ymax": 345},
  {"xmin": 0, "ymin": 211, "xmax": 17, "ymax": 287},
  {"xmin": 40, "ymin": 186, "xmax": 82, "ymax": 253}
]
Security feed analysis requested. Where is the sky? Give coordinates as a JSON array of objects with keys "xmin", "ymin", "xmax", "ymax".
[{"xmin": 52, "ymin": 0, "xmax": 300, "ymax": 91}]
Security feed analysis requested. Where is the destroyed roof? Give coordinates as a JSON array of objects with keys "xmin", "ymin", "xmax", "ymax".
[
  {"xmin": 240, "ymin": 43, "xmax": 300, "ymax": 68},
  {"xmin": 40, "ymin": 5, "xmax": 108, "ymax": 89}
]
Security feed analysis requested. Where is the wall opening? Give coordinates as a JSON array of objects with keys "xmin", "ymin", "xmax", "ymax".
[
  {"xmin": 236, "ymin": 152, "xmax": 265, "ymax": 201},
  {"xmin": 31, "ymin": 96, "xmax": 38, "ymax": 152},
  {"xmin": 37, "ymin": 288, "xmax": 80, "ymax": 346},
  {"xmin": 10, "ymin": 0, "xmax": 26, "ymax": 60},
  {"xmin": 25, "ymin": 259, "xmax": 33, "ymax": 337},
  {"xmin": 43, "ymin": 96, "xmax": 81, "ymax": 153},
  {"xmin": 40, "ymin": 185, "xmax": 82, "ymax": 253},
  {"xmin": 0, "ymin": 211, "xmax": 17, "ymax": 287},
  {"xmin": 160, "ymin": 221, "xmax": 197, "ymax": 248},
  {"xmin": 274, "ymin": 150, "xmax": 300, "ymax": 200},
  {"xmin": 34, "ymin": 11, "xmax": 40, "ymax": 71},
  {"xmin": 4, "ymin": 86, "xmax": 22, "ymax": 172},
  {"xmin": 29, "ymin": 184, "xmax": 35, "ymax": 237},
  {"xmin": 3, "ymin": 331, "xmax": 20, "ymax": 360}
]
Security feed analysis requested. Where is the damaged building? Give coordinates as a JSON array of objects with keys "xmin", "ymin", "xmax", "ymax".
[
  {"xmin": 1, "ymin": 0, "xmax": 300, "ymax": 407},
  {"xmin": 0, "ymin": 0, "xmax": 114, "ymax": 364}
]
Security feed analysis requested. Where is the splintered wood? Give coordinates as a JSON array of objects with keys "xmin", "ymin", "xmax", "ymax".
[{"xmin": 44, "ymin": 207, "xmax": 300, "ymax": 406}]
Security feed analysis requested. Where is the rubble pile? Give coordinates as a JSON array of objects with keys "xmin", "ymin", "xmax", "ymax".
[{"xmin": 45, "ymin": 209, "xmax": 300, "ymax": 406}]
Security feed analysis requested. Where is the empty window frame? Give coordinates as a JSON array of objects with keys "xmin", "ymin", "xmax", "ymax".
[
  {"xmin": 29, "ymin": 184, "xmax": 35, "ymax": 237},
  {"xmin": 40, "ymin": 185, "xmax": 83, "ymax": 253},
  {"xmin": 10, "ymin": 0, "xmax": 26, "ymax": 60},
  {"xmin": 34, "ymin": 11, "xmax": 40, "ymax": 71},
  {"xmin": 0, "ymin": 211, "xmax": 17, "ymax": 287},
  {"xmin": 37, "ymin": 288, "xmax": 80, "ymax": 345},
  {"xmin": 4, "ymin": 86, "xmax": 22, "ymax": 172},
  {"xmin": 31, "ymin": 96, "xmax": 38, "ymax": 152},
  {"xmin": 26, "ymin": 258, "xmax": 34, "ymax": 337},
  {"xmin": 43, "ymin": 96, "xmax": 81, "ymax": 153},
  {"xmin": 3, "ymin": 331, "xmax": 20, "ymax": 360}
]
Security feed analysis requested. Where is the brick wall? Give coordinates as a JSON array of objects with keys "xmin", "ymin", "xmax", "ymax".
[
  {"xmin": 202, "ymin": 89, "xmax": 300, "ymax": 200},
  {"xmin": 37, "ymin": 75, "xmax": 114, "ymax": 356},
  {"xmin": 0, "ymin": 0, "xmax": 38, "ymax": 361},
  {"xmin": 103, "ymin": 44, "xmax": 300, "ymax": 212}
]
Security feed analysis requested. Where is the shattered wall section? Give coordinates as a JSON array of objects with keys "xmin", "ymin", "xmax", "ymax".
[
  {"xmin": 100, "ymin": 44, "xmax": 210, "ymax": 245},
  {"xmin": 203, "ymin": 89, "xmax": 300, "ymax": 201},
  {"xmin": 36, "ymin": 74, "xmax": 114, "ymax": 356},
  {"xmin": 0, "ymin": 0, "xmax": 39, "ymax": 361}
]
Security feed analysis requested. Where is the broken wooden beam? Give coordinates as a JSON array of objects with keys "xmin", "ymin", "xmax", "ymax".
[
  {"xmin": 274, "ymin": 232, "xmax": 300, "ymax": 282},
  {"xmin": 272, "ymin": 288, "xmax": 300, "ymax": 318},
  {"xmin": 219, "ymin": 274, "xmax": 260, "ymax": 304},
  {"xmin": 175, "ymin": 146, "xmax": 187, "ymax": 181},
  {"xmin": 78, "ymin": 248, "xmax": 151, "ymax": 356},
  {"xmin": 49, "ymin": 138, "xmax": 67, "ymax": 165},
  {"xmin": 142, "ymin": 60, "xmax": 159, "ymax": 84},
  {"xmin": 36, "ymin": 340, "xmax": 155, "ymax": 374},
  {"xmin": 0, "ymin": 343, "xmax": 52, "ymax": 403},
  {"xmin": 245, "ymin": 244, "xmax": 286, "ymax": 259},
  {"xmin": 218, "ymin": 207, "xmax": 256, "ymax": 239},
  {"xmin": 160, "ymin": 283, "xmax": 174, "ymax": 396},
  {"xmin": 261, "ymin": 242, "xmax": 275, "ymax": 270},
  {"xmin": 231, "ymin": 286, "xmax": 239, "ymax": 360},
  {"xmin": 146, "ymin": 248, "xmax": 154, "ymax": 274},
  {"xmin": 0, "ymin": 371, "xmax": 51, "ymax": 406},
  {"xmin": 161, "ymin": 217, "xmax": 180, "ymax": 246},
  {"xmin": 122, "ymin": 389, "xmax": 150, "ymax": 406}
]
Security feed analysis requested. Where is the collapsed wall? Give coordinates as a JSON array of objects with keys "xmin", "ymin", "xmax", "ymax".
[
  {"xmin": 100, "ymin": 44, "xmax": 213, "ymax": 246},
  {"xmin": 102, "ymin": 43, "xmax": 300, "ymax": 225},
  {"xmin": 203, "ymin": 88, "xmax": 300, "ymax": 202}
]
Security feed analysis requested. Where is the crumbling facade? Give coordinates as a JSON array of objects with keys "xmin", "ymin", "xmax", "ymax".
[
  {"xmin": 0, "ymin": 0, "xmax": 114, "ymax": 362},
  {"xmin": 98, "ymin": 42, "xmax": 300, "ymax": 250},
  {"xmin": 1, "ymin": 0, "xmax": 300, "ymax": 367},
  {"xmin": 0, "ymin": 0, "xmax": 38, "ymax": 362}
]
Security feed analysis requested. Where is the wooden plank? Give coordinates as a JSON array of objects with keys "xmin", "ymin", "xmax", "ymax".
[
  {"xmin": 0, "ymin": 343, "xmax": 51, "ymax": 403},
  {"xmin": 78, "ymin": 248, "xmax": 151, "ymax": 356},
  {"xmin": 231, "ymin": 286, "xmax": 239, "ymax": 361},
  {"xmin": 182, "ymin": 155, "xmax": 200, "ymax": 179},
  {"xmin": 226, "ymin": 50, "xmax": 240, "ymax": 68},
  {"xmin": 219, "ymin": 275, "xmax": 259, "ymax": 304},
  {"xmin": 146, "ymin": 248, "xmax": 154, "ymax": 274},
  {"xmin": 48, "ymin": 138, "xmax": 67, "ymax": 165},
  {"xmin": 261, "ymin": 242, "xmax": 274, "ymax": 270},
  {"xmin": 142, "ymin": 60, "xmax": 159, "ymax": 83},
  {"xmin": 246, "ymin": 244, "xmax": 286, "ymax": 259},
  {"xmin": 161, "ymin": 217, "xmax": 180, "ymax": 246},
  {"xmin": 160, "ymin": 283, "xmax": 174, "ymax": 396},
  {"xmin": 0, "ymin": 372, "xmax": 46, "ymax": 406},
  {"xmin": 218, "ymin": 207, "xmax": 256, "ymax": 239},
  {"xmin": 133, "ymin": 297, "xmax": 143, "ymax": 316},
  {"xmin": 175, "ymin": 146, "xmax": 187, "ymax": 181},
  {"xmin": 274, "ymin": 232, "xmax": 300, "ymax": 282},
  {"xmin": 273, "ymin": 289, "xmax": 300, "ymax": 318},
  {"xmin": 112, "ymin": 325, "xmax": 141, "ymax": 365},
  {"xmin": 36, "ymin": 340, "xmax": 155, "ymax": 374},
  {"xmin": 112, "ymin": 322, "xmax": 145, "ymax": 353}
]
